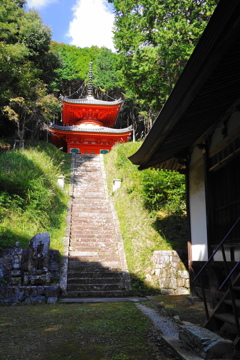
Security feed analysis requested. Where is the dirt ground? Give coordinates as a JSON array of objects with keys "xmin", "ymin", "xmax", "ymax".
[
  {"xmin": 150, "ymin": 294, "xmax": 207, "ymax": 326},
  {"xmin": 150, "ymin": 294, "xmax": 240, "ymax": 345}
]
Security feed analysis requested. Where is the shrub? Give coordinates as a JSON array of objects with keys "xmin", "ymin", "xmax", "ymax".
[{"xmin": 141, "ymin": 169, "xmax": 186, "ymax": 215}]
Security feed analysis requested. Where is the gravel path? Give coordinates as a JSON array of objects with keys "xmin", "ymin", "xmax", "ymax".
[{"xmin": 135, "ymin": 303, "xmax": 179, "ymax": 338}]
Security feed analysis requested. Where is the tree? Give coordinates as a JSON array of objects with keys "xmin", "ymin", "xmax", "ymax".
[
  {"xmin": 50, "ymin": 43, "xmax": 105, "ymax": 96},
  {"xmin": 94, "ymin": 48, "xmax": 121, "ymax": 99},
  {"xmin": 3, "ymin": 77, "xmax": 61, "ymax": 142},
  {"xmin": 108, "ymin": 0, "xmax": 218, "ymax": 110},
  {"xmin": 0, "ymin": 0, "xmax": 60, "ymax": 140},
  {"xmin": 51, "ymin": 44, "xmax": 122, "ymax": 100}
]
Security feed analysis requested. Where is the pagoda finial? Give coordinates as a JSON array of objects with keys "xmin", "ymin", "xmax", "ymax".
[{"xmin": 87, "ymin": 62, "xmax": 93, "ymax": 98}]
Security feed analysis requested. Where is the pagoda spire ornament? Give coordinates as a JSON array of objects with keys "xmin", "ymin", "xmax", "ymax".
[{"xmin": 87, "ymin": 62, "xmax": 93, "ymax": 98}]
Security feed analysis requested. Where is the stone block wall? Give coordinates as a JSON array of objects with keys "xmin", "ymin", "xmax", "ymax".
[{"xmin": 152, "ymin": 250, "xmax": 190, "ymax": 295}]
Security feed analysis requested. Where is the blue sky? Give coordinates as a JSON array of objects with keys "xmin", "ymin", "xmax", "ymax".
[{"xmin": 25, "ymin": 0, "xmax": 115, "ymax": 51}]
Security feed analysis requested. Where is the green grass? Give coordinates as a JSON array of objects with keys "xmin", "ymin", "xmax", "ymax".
[
  {"xmin": 103, "ymin": 142, "xmax": 189, "ymax": 295},
  {"xmin": 0, "ymin": 142, "xmax": 71, "ymax": 252},
  {"xmin": 0, "ymin": 139, "xmax": 189, "ymax": 295},
  {"xmin": 0, "ymin": 302, "xmax": 166, "ymax": 360}
]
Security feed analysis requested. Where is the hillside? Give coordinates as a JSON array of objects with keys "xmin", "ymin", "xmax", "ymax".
[
  {"xmin": 0, "ymin": 141, "xmax": 189, "ymax": 293},
  {"xmin": 104, "ymin": 142, "xmax": 189, "ymax": 294},
  {"xmin": 0, "ymin": 142, "xmax": 71, "ymax": 253}
]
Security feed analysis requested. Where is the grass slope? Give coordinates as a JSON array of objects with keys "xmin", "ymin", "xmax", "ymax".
[
  {"xmin": 104, "ymin": 142, "xmax": 189, "ymax": 295},
  {"xmin": 0, "ymin": 142, "xmax": 71, "ymax": 252}
]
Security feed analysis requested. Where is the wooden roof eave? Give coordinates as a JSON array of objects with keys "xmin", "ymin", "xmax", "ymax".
[
  {"xmin": 60, "ymin": 95, "xmax": 123, "ymax": 107},
  {"xmin": 129, "ymin": 0, "xmax": 240, "ymax": 170},
  {"xmin": 49, "ymin": 126, "xmax": 132, "ymax": 137}
]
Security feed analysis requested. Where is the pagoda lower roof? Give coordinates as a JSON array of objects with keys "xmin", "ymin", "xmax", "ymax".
[
  {"xmin": 50, "ymin": 124, "xmax": 132, "ymax": 134},
  {"xmin": 60, "ymin": 95, "xmax": 123, "ymax": 106}
]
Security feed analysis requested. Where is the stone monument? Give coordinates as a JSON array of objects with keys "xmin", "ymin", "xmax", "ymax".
[{"xmin": 0, "ymin": 233, "xmax": 60, "ymax": 304}]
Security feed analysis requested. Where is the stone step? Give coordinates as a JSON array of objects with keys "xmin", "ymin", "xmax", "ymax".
[
  {"xmin": 68, "ymin": 260, "xmax": 122, "ymax": 271},
  {"xmin": 70, "ymin": 234, "xmax": 116, "ymax": 240},
  {"xmin": 69, "ymin": 250, "xmax": 118, "ymax": 257},
  {"xmin": 67, "ymin": 271, "xmax": 122, "ymax": 278},
  {"xmin": 64, "ymin": 290, "xmax": 129, "ymax": 298},
  {"xmin": 71, "ymin": 218, "xmax": 112, "ymax": 223},
  {"xmin": 70, "ymin": 230, "xmax": 115, "ymax": 235},
  {"xmin": 72, "ymin": 219, "xmax": 114, "ymax": 223},
  {"xmin": 68, "ymin": 257, "xmax": 121, "ymax": 265},
  {"xmin": 70, "ymin": 237, "xmax": 116, "ymax": 243},
  {"xmin": 71, "ymin": 221, "xmax": 115, "ymax": 226},
  {"xmin": 70, "ymin": 238, "xmax": 116, "ymax": 244},
  {"xmin": 67, "ymin": 284, "xmax": 125, "ymax": 292},
  {"xmin": 69, "ymin": 245, "xmax": 117, "ymax": 252},
  {"xmin": 70, "ymin": 240, "xmax": 116, "ymax": 246},
  {"xmin": 71, "ymin": 225, "xmax": 115, "ymax": 235},
  {"xmin": 73, "ymin": 199, "xmax": 110, "ymax": 203},
  {"xmin": 67, "ymin": 277, "xmax": 123, "ymax": 285},
  {"xmin": 70, "ymin": 240, "xmax": 116, "ymax": 245},
  {"xmin": 71, "ymin": 213, "xmax": 113, "ymax": 219},
  {"xmin": 69, "ymin": 245, "xmax": 117, "ymax": 251},
  {"xmin": 73, "ymin": 194, "xmax": 106, "ymax": 199},
  {"xmin": 70, "ymin": 233, "xmax": 115, "ymax": 238},
  {"xmin": 69, "ymin": 251, "xmax": 99, "ymax": 257},
  {"xmin": 70, "ymin": 235, "xmax": 115, "ymax": 240},
  {"xmin": 71, "ymin": 231, "xmax": 116, "ymax": 238},
  {"xmin": 71, "ymin": 225, "xmax": 115, "ymax": 231},
  {"xmin": 71, "ymin": 222, "xmax": 114, "ymax": 226},
  {"xmin": 71, "ymin": 204, "xmax": 110, "ymax": 210}
]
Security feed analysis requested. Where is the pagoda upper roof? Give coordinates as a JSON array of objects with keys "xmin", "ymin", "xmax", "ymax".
[
  {"xmin": 60, "ymin": 95, "xmax": 123, "ymax": 107},
  {"xmin": 60, "ymin": 94, "xmax": 123, "ymax": 127}
]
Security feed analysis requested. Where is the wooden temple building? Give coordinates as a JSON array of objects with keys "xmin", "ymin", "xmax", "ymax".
[
  {"xmin": 130, "ymin": 0, "xmax": 240, "ymax": 347},
  {"xmin": 50, "ymin": 65, "xmax": 132, "ymax": 154}
]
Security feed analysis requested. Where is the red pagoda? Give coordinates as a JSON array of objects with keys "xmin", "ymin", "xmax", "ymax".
[{"xmin": 50, "ymin": 64, "xmax": 132, "ymax": 154}]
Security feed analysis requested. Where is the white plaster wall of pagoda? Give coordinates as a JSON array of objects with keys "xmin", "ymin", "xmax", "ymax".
[{"xmin": 189, "ymin": 150, "xmax": 208, "ymax": 262}]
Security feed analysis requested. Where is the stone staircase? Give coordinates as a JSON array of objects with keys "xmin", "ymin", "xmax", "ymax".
[
  {"xmin": 63, "ymin": 154, "xmax": 132, "ymax": 298},
  {"xmin": 204, "ymin": 271, "xmax": 240, "ymax": 348}
]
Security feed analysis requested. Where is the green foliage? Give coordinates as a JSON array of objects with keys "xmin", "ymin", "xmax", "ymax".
[
  {"xmin": 109, "ymin": 0, "xmax": 218, "ymax": 110},
  {"xmin": 19, "ymin": 9, "xmax": 51, "ymax": 58},
  {"xmin": 111, "ymin": 142, "xmax": 186, "ymax": 216},
  {"xmin": 104, "ymin": 142, "xmax": 189, "ymax": 295},
  {"xmin": 0, "ymin": 142, "xmax": 71, "ymax": 251},
  {"xmin": 94, "ymin": 49, "xmax": 121, "ymax": 94},
  {"xmin": 141, "ymin": 169, "xmax": 186, "ymax": 215},
  {"xmin": 51, "ymin": 43, "xmax": 121, "ymax": 99},
  {"xmin": 0, "ymin": 1, "xmax": 60, "ymax": 139},
  {"xmin": 51, "ymin": 43, "xmax": 102, "ymax": 93}
]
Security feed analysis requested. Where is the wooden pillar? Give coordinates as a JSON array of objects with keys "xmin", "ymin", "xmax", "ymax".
[
  {"xmin": 203, "ymin": 138, "xmax": 216, "ymax": 305},
  {"xmin": 185, "ymin": 161, "xmax": 196, "ymax": 297}
]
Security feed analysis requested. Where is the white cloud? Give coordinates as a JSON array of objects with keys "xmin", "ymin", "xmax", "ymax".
[
  {"xmin": 68, "ymin": 0, "xmax": 115, "ymax": 51},
  {"xmin": 27, "ymin": 0, "xmax": 57, "ymax": 9}
]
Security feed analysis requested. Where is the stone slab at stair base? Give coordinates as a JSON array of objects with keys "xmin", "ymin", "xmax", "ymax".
[
  {"xmin": 0, "ymin": 284, "xmax": 60, "ymax": 304},
  {"xmin": 179, "ymin": 324, "xmax": 233, "ymax": 359}
]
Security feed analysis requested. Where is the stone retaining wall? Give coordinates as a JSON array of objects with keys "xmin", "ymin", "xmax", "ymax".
[
  {"xmin": 0, "ymin": 284, "xmax": 59, "ymax": 304},
  {"xmin": 152, "ymin": 250, "xmax": 190, "ymax": 295}
]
